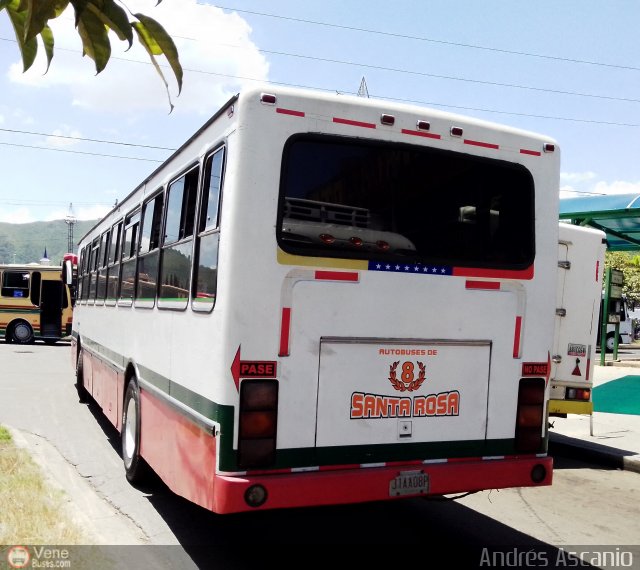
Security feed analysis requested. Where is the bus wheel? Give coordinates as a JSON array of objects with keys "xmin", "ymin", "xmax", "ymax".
[
  {"xmin": 75, "ymin": 348, "xmax": 89, "ymax": 403},
  {"xmin": 605, "ymin": 333, "xmax": 616, "ymax": 353},
  {"xmin": 122, "ymin": 380, "xmax": 150, "ymax": 485},
  {"xmin": 10, "ymin": 321, "xmax": 34, "ymax": 344}
]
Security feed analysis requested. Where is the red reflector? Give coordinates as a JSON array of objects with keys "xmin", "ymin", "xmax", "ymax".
[
  {"xmin": 241, "ymin": 382, "xmax": 278, "ymax": 410},
  {"xmin": 543, "ymin": 143, "xmax": 555, "ymax": 153},
  {"xmin": 320, "ymin": 234, "xmax": 336, "ymax": 244},
  {"xmin": 416, "ymin": 120, "xmax": 431, "ymax": 131},
  {"xmin": 519, "ymin": 382, "xmax": 545, "ymax": 405},
  {"xmin": 240, "ymin": 411, "xmax": 277, "ymax": 438},
  {"xmin": 517, "ymin": 405, "xmax": 544, "ymax": 428},
  {"xmin": 450, "ymin": 126, "xmax": 463, "ymax": 137},
  {"xmin": 350, "ymin": 236, "xmax": 363, "ymax": 247},
  {"xmin": 577, "ymin": 389, "xmax": 591, "ymax": 400},
  {"xmin": 380, "ymin": 114, "xmax": 395, "ymax": 126},
  {"xmin": 260, "ymin": 93, "xmax": 276, "ymax": 105}
]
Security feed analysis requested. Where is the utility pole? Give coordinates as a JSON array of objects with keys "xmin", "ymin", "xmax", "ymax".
[{"xmin": 65, "ymin": 203, "xmax": 76, "ymax": 253}]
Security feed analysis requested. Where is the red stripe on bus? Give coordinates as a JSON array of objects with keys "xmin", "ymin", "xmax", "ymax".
[
  {"xmin": 276, "ymin": 107, "xmax": 305, "ymax": 117},
  {"xmin": 520, "ymin": 149, "xmax": 541, "ymax": 156},
  {"xmin": 596, "ymin": 260, "xmax": 600, "ymax": 282},
  {"xmin": 401, "ymin": 129, "xmax": 441, "ymax": 140},
  {"xmin": 513, "ymin": 316, "xmax": 523, "ymax": 357},
  {"xmin": 464, "ymin": 139, "xmax": 499, "ymax": 150},
  {"xmin": 465, "ymin": 280, "xmax": 501, "ymax": 290},
  {"xmin": 314, "ymin": 270, "xmax": 359, "ymax": 282},
  {"xmin": 279, "ymin": 307, "xmax": 292, "ymax": 357},
  {"xmin": 333, "ymin": 117, "xmax": 376, "ymax": 129},
  {"xmin": 453, "ymin": 265, "xmax": 534, "ymax": 280}
]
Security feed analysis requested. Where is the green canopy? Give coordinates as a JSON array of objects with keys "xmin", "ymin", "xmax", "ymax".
[{"xmin": 560, "ymin": 193, "xmax": 640, "ymax": 251}]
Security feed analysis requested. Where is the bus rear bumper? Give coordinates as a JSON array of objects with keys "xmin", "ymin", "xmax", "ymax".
[
  {"xmin": 549, "ymin": 399, "xmax": 593, "ymax": 415},
  {"xmin": 213, "ymin": 455, "xmax": 553, "ymax": 514}
]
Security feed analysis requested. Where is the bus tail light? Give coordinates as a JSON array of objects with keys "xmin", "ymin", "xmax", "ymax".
[
  {"xmin": 238, "ymin": 380, "xmax": 278, "ymax": 468},
  {"xmin": 566, "ymin": 387, "xmax": 591, "ymax": 401},
  {"xmin": 515, "ymin": 378, "xmax": 545, "ymax": 453}
]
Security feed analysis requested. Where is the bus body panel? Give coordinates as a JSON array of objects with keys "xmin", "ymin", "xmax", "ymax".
[
  {"xmin": 72, "ymin": 86, "xmax": 559, "ymax": 513},
  {"xmin": 549, "ymin": 223, "xmax": 606, "ymax": 415}
]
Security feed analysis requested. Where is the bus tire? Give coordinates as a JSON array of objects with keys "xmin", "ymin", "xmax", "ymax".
[
  {"xmin": 122, "ymin": 379, "xmax": 150, "ymax": 485},
  {"xmin": 605, "ymin": 333, "xmax": 616, "ymax": 353},
  {"xmin": 75, "ymin": 348, "xmax": 89, "ymax": 403},
  {"xmin": 10, "ymin": 320, "xmax": 34, "ymax": 344}
]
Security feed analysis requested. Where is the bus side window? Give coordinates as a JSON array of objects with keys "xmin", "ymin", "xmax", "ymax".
[
  {"xmin": 136, "ymin": 192, "xmax": 164, "ymax": 307},
  {"xmin": 119, "ymin": 211, "xmax": 140, "ymax": 305},
  {"xmin": 77, "ymin": 248, "xmax": 85, "ymax": 302},
  {"xmin": 30, "ymin": 272, "xmax": 41, "ymax": 306},
  {"xmin": 192, "ymin": 147, "xmax": 225, "ymax": 313},
  {"xmin": 106, "ymin": 220, "xmax": 123, "ymax": 305},
  {"xmin": 2, "ymin": 270, "xmax": 30, "ymax": 298},
  {"xmin": 159, "ymin": 166, "xmax": 199, "ymax": 309},
  {"xmin": 88, "ymin": 237, "xmax": 100, "ymax": 302},
  {"xmin": 96, "ymin": 230, "xmax": 110, "ymax": 302}
]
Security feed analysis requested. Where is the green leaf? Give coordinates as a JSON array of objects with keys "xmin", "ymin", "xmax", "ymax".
[
  {"xmin": 87, "ymin": 0, "xmax": 132, "ymax": 46},
  {"xmin": 6, "ymin": 0, "xmax": 38, "ymax": 71},
  {"xmin": 24, "ymin": 0, "xmax": 59, "ymax": 42},
  {"xmin": 133, "ymin": 13, "xmax": 182, "ymax": 94},
  {"xmin": 131, "ymin": 19, "xmax": 162, "ymax": 55},
  {"xmin": 69, "ymin": 0, "xmax": 88, "ymax": 27},
  {"xmin": 77, "ymin": 5, "xmax": 110, "ymax": 73},
  {"xmin": 0, "ymin": 0, "xmax": 12, "ymax": 10},
  {"xmin": 132, "ymin": 21, "xmax": 174, "ymax": 113},
  {"xmin": 40, "ymin": 23, "xmax": 54, "ymax": 73}
]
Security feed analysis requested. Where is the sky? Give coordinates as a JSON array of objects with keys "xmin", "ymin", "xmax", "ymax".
[{"xmin": 0, "ymin": 0, "xmax": 639, "ymax": 224}]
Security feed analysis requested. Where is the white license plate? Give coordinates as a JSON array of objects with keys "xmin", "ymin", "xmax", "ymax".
[{"xmin": 389, "ymin": 470, "xmax": 429, "ymax": 497}]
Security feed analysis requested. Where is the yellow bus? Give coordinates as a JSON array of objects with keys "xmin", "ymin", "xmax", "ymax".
[{"xmin": 0, "ymin": 264, "xmax": 73, "ymax": 344}]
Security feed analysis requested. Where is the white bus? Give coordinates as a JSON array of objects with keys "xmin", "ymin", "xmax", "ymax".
[
  {"xmin": 72, "ymin": 86, "xmax": 557, "ymax": 514},
  {"xmin": 549, "ymin": 224, "xmax": 606, "ymax": 416}
]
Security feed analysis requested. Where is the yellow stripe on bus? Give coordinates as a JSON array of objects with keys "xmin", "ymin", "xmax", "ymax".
[
  {"xmin": 277, "ymin": 249, "xmax": 368, "ymax": 270},
  {"xmin": 549, "ymin": 399, "xmax": 593, "ymax": 415}
]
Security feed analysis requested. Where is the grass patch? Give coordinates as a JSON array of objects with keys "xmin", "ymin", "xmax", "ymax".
[
  {"xmin": 0, "ymin": 425, "xmax": 88, "ymax": 545},
  {"xmin": 0, "ymin": 425, "xmax": 12, "ymax": 441}
]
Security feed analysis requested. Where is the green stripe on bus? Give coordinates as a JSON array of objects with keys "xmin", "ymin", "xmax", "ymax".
[{"xmin": 79, "ymin": 334, "xmax": 544, "ymax": 473}]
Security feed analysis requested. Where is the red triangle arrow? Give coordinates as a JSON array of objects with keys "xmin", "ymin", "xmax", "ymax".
[{"xmin": 231, "ymin": 346, "xmax": 241, "ymax": 391}]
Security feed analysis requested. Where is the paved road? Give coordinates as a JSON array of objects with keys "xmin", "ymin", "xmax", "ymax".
[{"xmin": 1, "ymin": 342, "xmax": 639, "ymax": 568}]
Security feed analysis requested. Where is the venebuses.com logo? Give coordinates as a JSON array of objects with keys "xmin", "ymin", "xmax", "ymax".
[{"xmin": 6, "ymin": 546, "xmax": 30, "ymax": 569}]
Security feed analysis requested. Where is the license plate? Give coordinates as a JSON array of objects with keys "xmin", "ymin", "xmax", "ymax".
[{"xmin": 389, "ymin": 470, "xmax": 429, "ymax": 497}]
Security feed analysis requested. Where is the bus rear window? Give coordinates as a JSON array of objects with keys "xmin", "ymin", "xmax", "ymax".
[{"xmin": 278, "ymin": 135, "xmax": 535, "ymax": 269}]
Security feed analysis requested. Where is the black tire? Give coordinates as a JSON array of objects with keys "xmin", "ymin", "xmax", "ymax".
[
  {"xmin": 605, "ymin": 333, "xmax": 616, "ymax": 353},
  {"xmin": 75, "ymin": 348, "xmax": 89, "ymax": 403},
  {"xmin": 10, "ymin": 320, "xmax": 34, "ymax": 344},
  {"xmin": 122, "ymin": 379, "xmax": 150, "ymax": 484}
]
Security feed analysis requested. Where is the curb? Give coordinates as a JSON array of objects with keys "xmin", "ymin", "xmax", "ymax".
[{"xmin": 549, "ymin": 433, "xmax": 640, "ymax": 474}]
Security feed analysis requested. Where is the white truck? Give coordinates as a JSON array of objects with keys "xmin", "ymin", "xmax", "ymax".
[{"xmin": 549, "ymin": 223, "xmax": 607, "ymax": 416}]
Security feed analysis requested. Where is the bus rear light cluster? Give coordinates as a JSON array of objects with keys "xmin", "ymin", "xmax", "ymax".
[
  {"xmin": 349, "ymin": 236, "xmax": 363, "ymax": 247},
  {"xmin": 380, "ymin": 114, "xmax": 395, "ymax": 126},
  {"xmin": 416, "ymin": 120, "xmax": 431, "ymax": 131},
  {"xmin": 238, "ymin": 380, "xmax": 278, "ymax": 468},
  {"xmin": 376, "ymin": 240, "xmax": 390, "ymax": 251},
  {"xmin": 565, "ymin": 387, "xmax": 590, "ymax": 401},
  {"xmin": 319, "ymin": 234, "xmax": 336, "ymax": 244},
  {"xmin": 515, "ymin": 378, "xmax": 545, "ymax": 453},
  {"xmin": 450, "ymin": 126, "xmax": 464, "ymax": 137},
  {"xmin": 543, "ymin": 143, "xmax": 555, "ymax": 153},
  {"xmin": 260, "ymin": 93, "xmax": 277, "ymax": 105}
]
